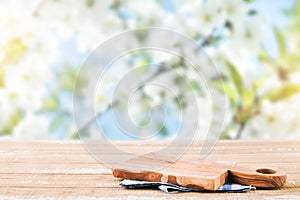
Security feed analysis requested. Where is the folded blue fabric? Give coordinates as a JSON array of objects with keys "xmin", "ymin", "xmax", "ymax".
[{"xmin": 119, "ymin": 179, "xmax": 256, "ymax": 194}]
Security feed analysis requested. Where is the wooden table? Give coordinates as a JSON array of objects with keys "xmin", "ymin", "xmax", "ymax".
[{"xmin": 0, "ymin": 140, "xmax": 299, "ymax": 199}]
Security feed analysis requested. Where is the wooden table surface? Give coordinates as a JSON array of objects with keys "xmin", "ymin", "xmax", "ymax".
[{"xmin": 0, "ymin": 140, "xmax": 299, "ymax": 199}]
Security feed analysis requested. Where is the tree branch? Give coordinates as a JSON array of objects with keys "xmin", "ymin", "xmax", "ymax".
[
  {"xmin": 234, "ymin": 122, "xmax": 246, "ymax": 140},
  {"xmin": 75, "ymin": 63, "xmax": 168, "ymax": 134}
]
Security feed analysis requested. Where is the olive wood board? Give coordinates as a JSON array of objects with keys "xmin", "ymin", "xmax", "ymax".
[{"xmin": 112, "ymin": 157, "xmax": 287, "ymax": 191}]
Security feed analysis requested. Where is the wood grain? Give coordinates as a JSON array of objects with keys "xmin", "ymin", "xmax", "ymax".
[
  {"xmin": 112, "ymin": 157, "xmax": 287, "ymax": 190},
  {"xmin": 0, "ymin": 140, "xmax": 299, "ymax": 199}
]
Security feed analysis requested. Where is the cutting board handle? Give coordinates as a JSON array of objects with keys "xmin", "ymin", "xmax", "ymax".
[{"xmin": 228, "ymin": 165, "xmax": 287, "ymax": 188}]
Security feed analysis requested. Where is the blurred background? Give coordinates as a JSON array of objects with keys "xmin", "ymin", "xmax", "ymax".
[{"xmin": 0, "ymin": 0, "xmax": 300, "ymax": 140}]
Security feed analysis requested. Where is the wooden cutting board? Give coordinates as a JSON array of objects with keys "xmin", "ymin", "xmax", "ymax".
[{"xmin": 112, "ymin": 155, "xmax": 287, "ymax": 190}]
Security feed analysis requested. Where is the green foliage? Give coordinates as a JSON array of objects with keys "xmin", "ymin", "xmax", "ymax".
[
  {"xmin": 211, "ymin": 81, "xmax": 239, "ymax": 107},
  {"xmin": 189, "ymin": 79, "xmax": 202, "ymax": 91},
  {"xmin": 213, "ymin": 52, "xmax": 300, "ymax": 139},
  {"xmin": 3, "ymin": 38, "xmax": 27, "ymax": 64},
  {"xmin": 226, "ymin": 61, "xmax": 244, "ymax": 95},
  {"xmin": 290, "ymin": 0, "xmax": 300, "ymax": 21},
  {"xmin": 135, "ymin": 55, "xmax": 151, "ymax": 74},
  {"xmin": 274, "ymin": 27, "xmax": 287, "ymax": 59},
  {"xmin": 258, "ymin": 47, "xmax": 270, "ymax": 62},
  {"xmin": 248, "ymin": 10, "xmax": 257, "ymax": 15},
  {"xmin": 1, "ymin": 112, "xmax": 23, "ymax": 135},
  {"xmin": 158, "ymin": 125, "xmax": 169, "ymax": 137},
  {"xmin": 60, "ymin": 65, "xmax": 78, "ymax": 91},
  {"xmin": 212, "ymin": 61, "xmax": 258, "ymax": 125},
  {"xmin": 0, "ymin": 67, "xmax": 5, "ymax": 88},
  {"xmin": 41, "ymin": 97, "xmax": 58, "ymax": 111},
  {"xmin": 241, "ymin": 88, "xmax": 256, "ymax": 111},
  {"xmin": 262, "ymin": 84, "xmax": 300, "ymax": 102},
  {"xmin": 41, "ymin": 64, "xmax": 81, "ymax": 136},
  {"xmin": 69, "ymin": 131, "xmax": 79, "ymax": 139},
  {"xmin": 86, "ymin": 0, "xmax": 95, "ymax": 8}
]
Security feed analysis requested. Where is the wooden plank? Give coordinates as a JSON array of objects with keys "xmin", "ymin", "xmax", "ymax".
[
  {"xmin": 0, "ymin": 186, "xmax": 300, "ymax": 199},
  {"xmin": 0, "ymin": 140, "xmax": 299, "ymax": 199}
]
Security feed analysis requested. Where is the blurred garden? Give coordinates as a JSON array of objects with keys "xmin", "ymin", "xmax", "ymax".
[{"xmin": 0, "ymin": 0, "xmax": 300, "ymax": 140}]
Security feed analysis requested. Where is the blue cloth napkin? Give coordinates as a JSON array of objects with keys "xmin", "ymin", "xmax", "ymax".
[{"xmin": 119, "ymin": 179, "xmax": 256, "ymax": 194}]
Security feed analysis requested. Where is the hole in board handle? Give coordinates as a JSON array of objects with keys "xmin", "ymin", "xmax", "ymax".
[{"xmin": 256, "ymin": 168, "xmax": 277, "ymax": 174}]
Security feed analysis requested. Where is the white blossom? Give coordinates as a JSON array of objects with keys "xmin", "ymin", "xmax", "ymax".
[
  {"xmin": 222, "ymin": 0, "xmax": 248, "ymax": 26},
  {"xmin": 0, "ymin": 96, "xmax": 16, "ymax": 126},
  {"xmin": 230, "ymin": 14, "xmax": 266, "ymax": 55},
  {"xmin": 179, "ymin": 0, "xmax": 225, "ymax": 37},
  {"xmin": 2, "ymin": 0, "xmax": 294, "ymax": 140},
  {"xmin": 249, "ymin": 98, "xmax": 300, "ymax": 139},
  {"xmin": 13, "ymin": 112, "xmax": 50, "ymax": 139},
  {"xmin": 124, "ymin": 0, "xmax": 164, "ymax": 28},
  {"xmin": 0, "ymin": 1, "xmax": 57, "ymax": 135}
]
